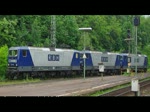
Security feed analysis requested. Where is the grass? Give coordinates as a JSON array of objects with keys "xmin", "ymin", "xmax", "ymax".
[
  {"xmin": 88, "ymin": 83, "xmax": 130, "ymax": 96},
  {"xmin": 123, "ymin": 72, "xmax": 130, "ymax": 76},
  {"xmin": 0, "ymin": 78, "xmax": 41, "ymax": 86},
  {"xmin": 140, "ymin": 76, "xmax": 150, "ymax": 82},
  {"xmin": 147, "ymin": 68, "xmax": 150, "ymax": 72}
]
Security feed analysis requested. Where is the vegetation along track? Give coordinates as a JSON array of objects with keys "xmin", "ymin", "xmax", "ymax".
[{"xmin": 99, "ymin": 79, "xmax": 150, "ymax": 96}]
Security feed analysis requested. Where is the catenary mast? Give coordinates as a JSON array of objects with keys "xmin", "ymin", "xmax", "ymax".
[{"xmin": 50, "ymin": 15, "xmax": 56, "ymax": 48}]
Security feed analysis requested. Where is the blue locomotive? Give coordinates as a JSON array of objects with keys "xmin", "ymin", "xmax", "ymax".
[
  {"xmin": 7, "ymin": 46, "xmax": 148, "ymax": 79},
  {"xmin": 80, "ymin": 51, "xmax": 125, "ymax": 75},
  {"xmin": 7, "ymin": 46, "xmax": 81, "ymax": 79},
  {"xmin": 120, "ymin": 53, "xmax": 148, "ymax": 72}
]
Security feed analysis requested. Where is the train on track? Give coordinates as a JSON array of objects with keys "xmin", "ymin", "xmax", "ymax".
[{"xmin": 6, "ymin": 46, "xmax": 148, "ymax": 79}]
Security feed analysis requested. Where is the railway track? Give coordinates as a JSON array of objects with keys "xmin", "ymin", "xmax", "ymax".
[{"xmin": 99, "ymin": 79, "xmax": 150, "ymax": 96}]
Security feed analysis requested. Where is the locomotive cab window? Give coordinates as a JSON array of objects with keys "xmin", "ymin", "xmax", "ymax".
[
  {"xmin": 22, "ymin": 50, "xmax": 27, "ymax": 57},
  {"xmin": 119, "ymin": 56, "xmax": 123, "ymax": 60},
  {"xmin": 80, "ymin": 54, "xmax": 83, "ymax": 59},
  {"xmin": 80, "ymin": 53, "xmax": 88, "ymax": 59},
  {"xmin": 9, "ymin": 50, "xmax": 18, "ymax": 57}
]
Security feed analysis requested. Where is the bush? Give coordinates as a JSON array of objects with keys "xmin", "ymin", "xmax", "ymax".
[
  {"xmin": 0, "ymin": 45, "xmax": 8, "ymax": 80},
  {"xmin": 141, "ymin": 46, "xmax": 150, "ymax": 67}
]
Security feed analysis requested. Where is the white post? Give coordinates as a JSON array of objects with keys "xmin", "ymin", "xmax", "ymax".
[
  {"xmin": 79, "ymin": 27, "xmax": 92, "ymax": 79},
  {"xmin": 135, "ymin": 26, "xmax": 137, "ymax": 76},
  {"xmin": 84, "ymin": 32, "xmax": 85, "ymax": 79}
]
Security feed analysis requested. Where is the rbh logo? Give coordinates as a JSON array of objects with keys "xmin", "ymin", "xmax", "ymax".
[
  {"xmin": 48, "ymin": 54, "xmax": 59, "ymax": 61},
  {"xmin": 101, "ymin": 57, "xmax": 108, "ymax": 62}
]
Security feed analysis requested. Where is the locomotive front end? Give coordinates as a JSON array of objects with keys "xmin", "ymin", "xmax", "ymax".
[{"xmin": 8, "ymin": 48, "xmax": 19, "ymax": 73}]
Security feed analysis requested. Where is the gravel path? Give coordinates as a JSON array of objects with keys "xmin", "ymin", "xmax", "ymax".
[{"xmin": 0, "ymin": 73, "xmax": 149, "ymax": 96}]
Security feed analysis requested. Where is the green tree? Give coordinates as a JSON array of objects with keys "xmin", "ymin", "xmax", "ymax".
[
  {"xmin": 56, "ymin": 15, "xmax": 79, "ymax": 48},
  {"xmin": 0, "ymin": 17, "xmax": 17, "ymax": 47}
]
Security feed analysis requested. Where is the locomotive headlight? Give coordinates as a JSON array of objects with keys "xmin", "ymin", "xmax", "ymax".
[
  {"xmin": 8, "ymin": 64, "xmax": 9, "ymax": 66},
  {"xmin": 16, "ymin": 64, "xmax": 17, "ymax": 66}
]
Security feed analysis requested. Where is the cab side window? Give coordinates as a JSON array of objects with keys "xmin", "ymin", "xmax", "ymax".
[
  {"xmin": 76, "ymin": 53, "xmax": 78, "ymax": 59},
  {"xmin": 86, "ymin": 54, "xmax": 89, "ymax": 59},
  {"xmin": 22, "ymin": 50, "xmax": 27, "ymax": 57}
]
